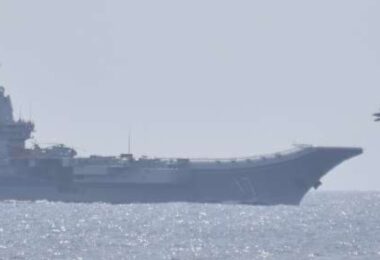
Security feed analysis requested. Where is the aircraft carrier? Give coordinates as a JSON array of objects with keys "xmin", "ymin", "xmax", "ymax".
[{"xmin": 0, "ymin": 86, "xmax": 362, "ymax": 205}]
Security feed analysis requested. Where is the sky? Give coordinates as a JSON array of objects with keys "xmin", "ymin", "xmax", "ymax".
[{"xmin": 0, "ymin": 0, "xmax": 379, "ymax": 190}]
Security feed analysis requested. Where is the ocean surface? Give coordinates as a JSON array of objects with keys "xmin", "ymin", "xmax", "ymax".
[{"xmin": 0, "ymin": 191, "xmax": 379, "ymax": 260}]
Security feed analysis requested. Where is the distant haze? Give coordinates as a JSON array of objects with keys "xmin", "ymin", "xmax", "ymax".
[{"xmin": 0, "ymin": 0, "xmax": 379, "ymax": 190}]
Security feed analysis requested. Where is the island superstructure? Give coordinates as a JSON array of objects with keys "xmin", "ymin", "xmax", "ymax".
[{"xmin": 0, "ymin": 86, "xmax": 362, "ymax": 205}]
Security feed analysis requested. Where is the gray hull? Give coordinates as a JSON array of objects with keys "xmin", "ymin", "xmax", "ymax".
[{"xmin": 0, "ymin": 147, "xmax": 362, "ymax": 205}]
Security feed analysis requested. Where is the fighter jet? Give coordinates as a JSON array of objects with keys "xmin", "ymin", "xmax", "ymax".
[{"xmin": 374, "ymin": 111, "xmax": 380, "ymax": 122}]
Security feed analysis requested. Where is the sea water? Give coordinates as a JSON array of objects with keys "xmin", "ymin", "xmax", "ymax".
[{"xmin": 0, "ymin": 191, "xmax": 379, "ymax": 260}]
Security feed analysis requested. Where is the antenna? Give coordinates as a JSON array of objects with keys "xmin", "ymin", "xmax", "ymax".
[
  {"xmin": 128, "ymin": 130, "xmax": 132, "ymax": 154},
  {"xmin": 0, "ymin": 62, "xmax": 3, "ymax": 89},
  {"xmin": 19, "ymin": 106, "xmax": 23, "ymax": 120},
  {"xmin": 28, "ymin": 102, "xmax": 33, "ymax": 122}
]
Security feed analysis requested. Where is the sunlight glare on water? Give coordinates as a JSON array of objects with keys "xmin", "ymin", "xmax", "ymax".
[{"xmin": 0, "ymin": 192, "xmax": 379, "ymax": 260}]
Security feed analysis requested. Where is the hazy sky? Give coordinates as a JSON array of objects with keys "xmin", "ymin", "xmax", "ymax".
[{"xmin": 0, "ymin": 0, "xmax": 379, "ymax": 190}]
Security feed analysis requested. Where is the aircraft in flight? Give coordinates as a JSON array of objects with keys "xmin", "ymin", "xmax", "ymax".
[{"xmin": 374, "ymin": 111, "xmax": 380, "ymax": 122}]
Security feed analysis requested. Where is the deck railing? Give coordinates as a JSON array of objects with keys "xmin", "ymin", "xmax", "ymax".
[{"xmin": 158, "ymin": 144, "xmax": 314, "ymax": 163}]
